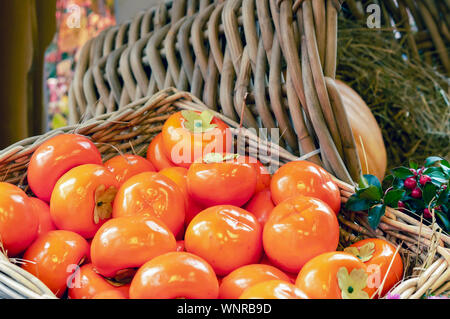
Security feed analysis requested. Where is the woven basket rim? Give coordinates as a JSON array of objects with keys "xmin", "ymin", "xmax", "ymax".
[{"xmin": 0, "ymin": 88, "xmax": 448, "ymax": 299}]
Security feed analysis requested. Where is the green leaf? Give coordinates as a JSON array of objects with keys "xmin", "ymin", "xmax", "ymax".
[
  {"xmin": 425, "ymin": 156, "xmax": 444, "ymax": 167},
  {"xmin": 391, "ymin": 167, "xmax": 414, "ymax": 179},
  {"xmin": 382, "ymin": 174, "xmax": 394, "ymax": 192},
  {"xmin": 384, "ymin": 189, "xmax": 406, "ymax": 208},
  {"xmin": 368, "ymin": 204, "xmax": 386, "ymax": 230},
  {"xmin": 423, "ymin": 183, "xmax": 438, "ymax": 205},
  {"xmin": 358, "ymin": 175, "xmax": 370, "ymax": 189},
  {"xmin": 436, "ymin": 187, "xmax": 449, "ymax": 206},
  {"xmin": 409, "ymin": 160, "xmax": 418, "ymax": 169},
  {"xmin": 345, "ymin": 195, "xmax": 372, "ymax": 212},
  {"xmin": 435, "ymin": 211, "xmax": 450, "ymax": 233},
  {"xmin": 362, "ymin": 174, "xmax": 382, "ymax": 189},
  {"xmin": 357, "ymin": 185, "xmax": 382, "ymax": 202},
  {"xmin": 441, "ymin": 159, "xmax": 450, "ymax": 168}
]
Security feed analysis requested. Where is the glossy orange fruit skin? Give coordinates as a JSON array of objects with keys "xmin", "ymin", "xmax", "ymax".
[
  {"xmin": 270, "ymin": 161, "xmax": 341, "ymax": 213},
  {"xmin": 349, "ymin": 238, "xmax": 403, "ymax": 297},
  {"xmin": 187, "ymin": 156, "xmax": 257, "ymax": 207},
  {"xmin": 29, "ymin": 197, "xmax": 56, "ymax": 237},
  {"xmin": 295, "ymin": 251, "xmax": 375, "ymax": 299},
  {"xmin": 258, "ymin": 255, "xmax": 297, "ymax": 283},
  {"xmin": 146, "ymin": 133, "xmax": 176, "ymax": 171},
  {"xmin": 27, "ymin": 134, "xmax": 102, "ymax": 202},
  {"xmin": 184, "ymin": 205, "xmax": 262, "ymax": 276},
  {"xmin": 219, "ymin": 264, "xmax": 291, "ymax": 299},
  {"xmin": 112, "ymin": 172, "xmax": 185, "ymax": 237},
  {"xmin": 68, "ymin": 263, "xmax": 130, "ymax": 299},
  {"xmin": 92, "ymin": 290, "xmax": 127, "ymax": 299},
  {"xmin": 161, "ymin": 111, "xmax": 232, "ymax": 168},
  {"xmin": 244, "ymin": 157, "xmax": 271, "ymax": 193},
  {"xmin": 129, "ymin": 252, "xmax": 219, "ymax": 299},
  {"xmin": 263, "ymin": 195, "xmax": 339, "ymax": 273},
  {"xmin": 50, "ymin": 164, "xmax": 120, "ymax": 239},
  {"xmin": 243, "ymin": 189, "xmax": 275, "ymax": 227},
  {"xmin": 239, "ymin": 280, "xmax": 309, "ymax": 299},
  {"xmin": 90, "ymin": 215, "xmax": 177, "ymax": 278},
  {"xmin": 22, "ymin": 230, "xmax": 90, "ymax": 297},
  {"xmin": 0, "ymin": 183, "xmax": 38, "ymax": 256},
  {"xmin": 159, "ymin": 166, "xmax": 204, "ymax": 226},
  {"xmin": 104, "ymin": 154, "xmax": 155, "ymax": 185}
]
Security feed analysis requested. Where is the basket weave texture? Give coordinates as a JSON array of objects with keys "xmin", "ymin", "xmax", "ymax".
[
  {"xmin": 0, "ymin": 89, "xmax": 449, "ymax": 299},
  {"xmin": 1, "ymin": 0, "xmax": 449, "ymax": 299}
]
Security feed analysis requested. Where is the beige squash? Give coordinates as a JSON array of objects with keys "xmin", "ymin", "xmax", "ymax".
[{"xmin": 335, "ymin": 79, "xmax": 387, "ymax": 181}]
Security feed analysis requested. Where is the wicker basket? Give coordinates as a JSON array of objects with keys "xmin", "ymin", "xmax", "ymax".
[
  {"xmin": 69, "ymin": 0, "xmax": 367, "ymax": 186},
  {"xmin": 1, "ymin": 88, "xmax": 449, "ymax": 299}
]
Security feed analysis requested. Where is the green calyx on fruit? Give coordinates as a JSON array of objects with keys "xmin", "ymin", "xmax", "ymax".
[
  {"xmin": 181, "ymin": 110, "xmax": 218, "ymax": 133},
  {"xmin": 344, "ymin": 242, "xmax": 375, "ymax": 262},
  {"xmin": 337, "ymin": 267, "xmax": 369, "ymax": 299}
]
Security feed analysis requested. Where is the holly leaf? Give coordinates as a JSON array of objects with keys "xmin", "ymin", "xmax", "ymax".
[
  {"xmin": 423, "ymin": 182, "xmax": 438, "ymax": 205},
  {"xmin": 436, "ymin": 187, "xmax": 449, "ymax": 206},
  {"xmin": 357, "ymin": 185, "xmax": 382, "ymax": 202},
  {"xmin": 368, "ymin": 204, "xmax": 386, "ymax": 230},
  {"xmin": 345, "ymin": 195, "xmax": 372, "ymax": 212},
  {"xmin": 384, "ymin": 189, "xmax": 406, "ymax": 208},
  {"xmin": 425, "ymin": 156, "xmax": 445, "ymax": 167},
  {"xmin": 409, "ymin": 160, "xmax": 418, "ymax": 169},
  {"xmin": 435, "ymin": 211, "xmax": 450, "ymax": 233},
  {"xmin": 361, "ymin": 174, "xmax": 382, "ymax": 189},
  {"xmin": 391, "ymin": 167, "xmax": 414, "ymax": 179}
]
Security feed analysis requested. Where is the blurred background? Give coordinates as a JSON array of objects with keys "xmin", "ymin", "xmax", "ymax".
[{"xmin": 0, "ymin": 0, "xmax": 164, "ymax": 149}]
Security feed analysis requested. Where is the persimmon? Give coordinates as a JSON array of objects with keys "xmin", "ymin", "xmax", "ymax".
[
  {"xmin": 129, "ymin": 252, "xmax": 219, "ymax": 299},
  {"xmin": 112, "ymin": 172, "xmax": 185, "ymax": 237},
  {"xmin": 104, "ymin": 154, "xmax": 155, "ymax": 185},
  {"xmin": 187, "ymin": 153, "xmax": 257, "ymax": 207},
  {"xmin": 239, "ymin": 280, "xmax": 309, "ymax": 299},
  {"xmin": 219, "ymin": 264, "xmax": 291, "ymax": 299},
  {"xmin": 295, "ymin": 251, "xmax": 376, "ymax": 299},
  {"xmin": 0, "ymin": 183, "xmax": 38, "ymax": 256},
  {"xmin": 22, "ymin": 230, "xmax": 90, "ymax": 297},
  {"xmin": 243, "ymin": 188, "xmax": 275, "ymax": 227},
  {"xmin": 27, "ymin": 134, "xmax": 102, "ymax": 202},
  {"xmin": 50, "ymin": 164, "xmax": 119, "ymax": 239},
  {"xmin": 184, "ymin": 205, "xmax": 262, "ymax": 276},
  {"xmin": 159, "ymin": 166, "xmax": 204, "ymax": 226},
  {"xmin": 29, "ymin": 197, "xmax": 56, "ymax": 237},
  {"xmin": 92, "ymin": 290, "xmax": 127, "ymax": 299},
  {"xmin": 90, "ymin": 215, "xmax": 177, "ymax": 278},
  {"xmin": 344, "ymin": 238, "xmax": 403, "ymax": 297},
  {"xmin": 161, "ymin": 110, "xmax": 232, "ymax": 168},
  {"xmin": 263, "ymin": 195, "xmax": 339, "ymax": 273},
  {"xmin": 270, "ymin": 161, "xmax": 341, "ymax": 213},
  {"xmin": 146, "ymin": 133, "xmax": 176, "ymax": 171},
  {"xmin": 68, "ymin": 263, "xmax": 130, "ymax": 299}
]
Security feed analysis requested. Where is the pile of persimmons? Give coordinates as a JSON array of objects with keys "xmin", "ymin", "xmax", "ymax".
[{"xmin": 0, "ymin": 110, "xmax": 403, "ymax": 299}]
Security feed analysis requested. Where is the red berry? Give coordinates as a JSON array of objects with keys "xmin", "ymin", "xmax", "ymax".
[
  {"xmin": 423, "ymin": 208, "xmax": 432, "ymax": 219},
  {"xmin": 419, "ymin": 175, "xmax": 431, "ymax": 186},
  {"xmin": 397, "ymin": 201, "xmax": 405, "ymax": 209},
  {"xmin": 417, "ymin": 167, "xmax": 424, "ymax": 175},
  {"xmin": 411, "ymin": 188, "xmax": 422, "ymax": 199},
  {"xmin": 409, "ymin": 168, "xmax": 417, "ymax": 176},
  {"xmin": 404, "ymin": 177, "xmax": 417, "ymax": 190}
]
